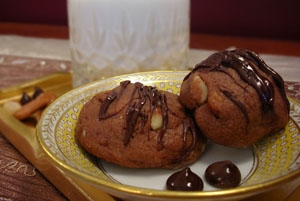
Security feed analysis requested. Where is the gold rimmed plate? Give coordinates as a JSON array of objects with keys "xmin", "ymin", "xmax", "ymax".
[{"xmin": 36, "ymin": 71, "xmax": 300, "ymax": 201}]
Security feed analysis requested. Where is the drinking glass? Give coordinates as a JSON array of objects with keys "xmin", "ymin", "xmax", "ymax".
[{"xmin": 68, "ymin": 0, "xmax": 190, "ymax": 87}]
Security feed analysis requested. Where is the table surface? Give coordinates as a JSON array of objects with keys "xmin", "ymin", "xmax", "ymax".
[
  {"xmin": 1, "ymin": 22, "xmax": 300, "ymax": 57},
  {"xmin": 0, "ymin": 22, "xmax": 300, "ymax": 201}
]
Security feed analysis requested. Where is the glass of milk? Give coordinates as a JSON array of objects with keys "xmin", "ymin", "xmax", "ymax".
[{"xmin": 68, "ymin": 0, "xmax": 190, "ymax": 87}]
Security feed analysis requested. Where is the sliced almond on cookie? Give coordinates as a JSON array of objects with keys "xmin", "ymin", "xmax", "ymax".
[
  {"xmin": 151, "ymin": 108, "xmax": 163, "ymax": 130},
  {"xmin": 191, "ymin": 75, "xmax": 208, "ymax": 106}
]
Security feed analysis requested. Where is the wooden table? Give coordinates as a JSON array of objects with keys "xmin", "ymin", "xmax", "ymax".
[
  {"xmin": 1, "ymin": 22, "xmax": 300, "ymax": 56},
  {"xmin": 0, "ymin": 22, "xmax": 300, "ymax": 201}
]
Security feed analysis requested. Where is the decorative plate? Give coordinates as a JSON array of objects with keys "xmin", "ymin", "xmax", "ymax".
[{"xmin": 37, "ymin": 71, "xmax": 300, "ymax": 201}]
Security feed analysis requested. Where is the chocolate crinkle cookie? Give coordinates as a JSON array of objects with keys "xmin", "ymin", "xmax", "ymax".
[
  {"xmin": 76, "ymin": 81, "xmax": 206, "ymax": 169},
  {"xmin": 179, "ymin": 49, "xmax": 290, "ymax": 148}
]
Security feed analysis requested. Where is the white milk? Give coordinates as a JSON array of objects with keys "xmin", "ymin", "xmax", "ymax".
[{"xmin": 68, "ymin": 0, "xmax": 190, "ymax": 87}]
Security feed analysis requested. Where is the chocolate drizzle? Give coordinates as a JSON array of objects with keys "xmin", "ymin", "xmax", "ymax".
[
  {"xmin": 236, "ymin": 49, "xmax": 290, "ymax": 113},
  {"xmin": 99, "ymin": 80, "xmax": 130, "ymax": 119},
  {"xmin": 191, "ymin": 48, "xmax": 289, "ymax": 117},
  {"xmin": 98, "ymin": 81, "xmax": 198, "ymax": 151},
  {"xmin": 157, "ymin": 93, "xmax": 168, "ymax": 150},
  {"xmin": 221, "ymin": 90, "xmax": 249, "ymax": 123}
]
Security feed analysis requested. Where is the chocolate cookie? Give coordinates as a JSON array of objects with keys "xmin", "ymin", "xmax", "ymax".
[
  {"xmin": 76, "ymin": 81, "xmax": 206, "ymax": 169},
  {"xmin": 179, "ymin": 49, "xmax": 289, "ymax": 147}
]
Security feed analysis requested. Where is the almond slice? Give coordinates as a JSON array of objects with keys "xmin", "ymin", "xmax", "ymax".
[
  {"xmin": 151, "ymin": 108, "xmax": 163, "ymax": 131},
  {"xmin": 191, "ymin": 75, "xmax": 208, "ymax": 105}
]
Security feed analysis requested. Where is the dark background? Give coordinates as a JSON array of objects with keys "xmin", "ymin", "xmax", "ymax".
[{"xmin": 0, "ymin": 0, "xmax": 300, "ymax": 41}]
